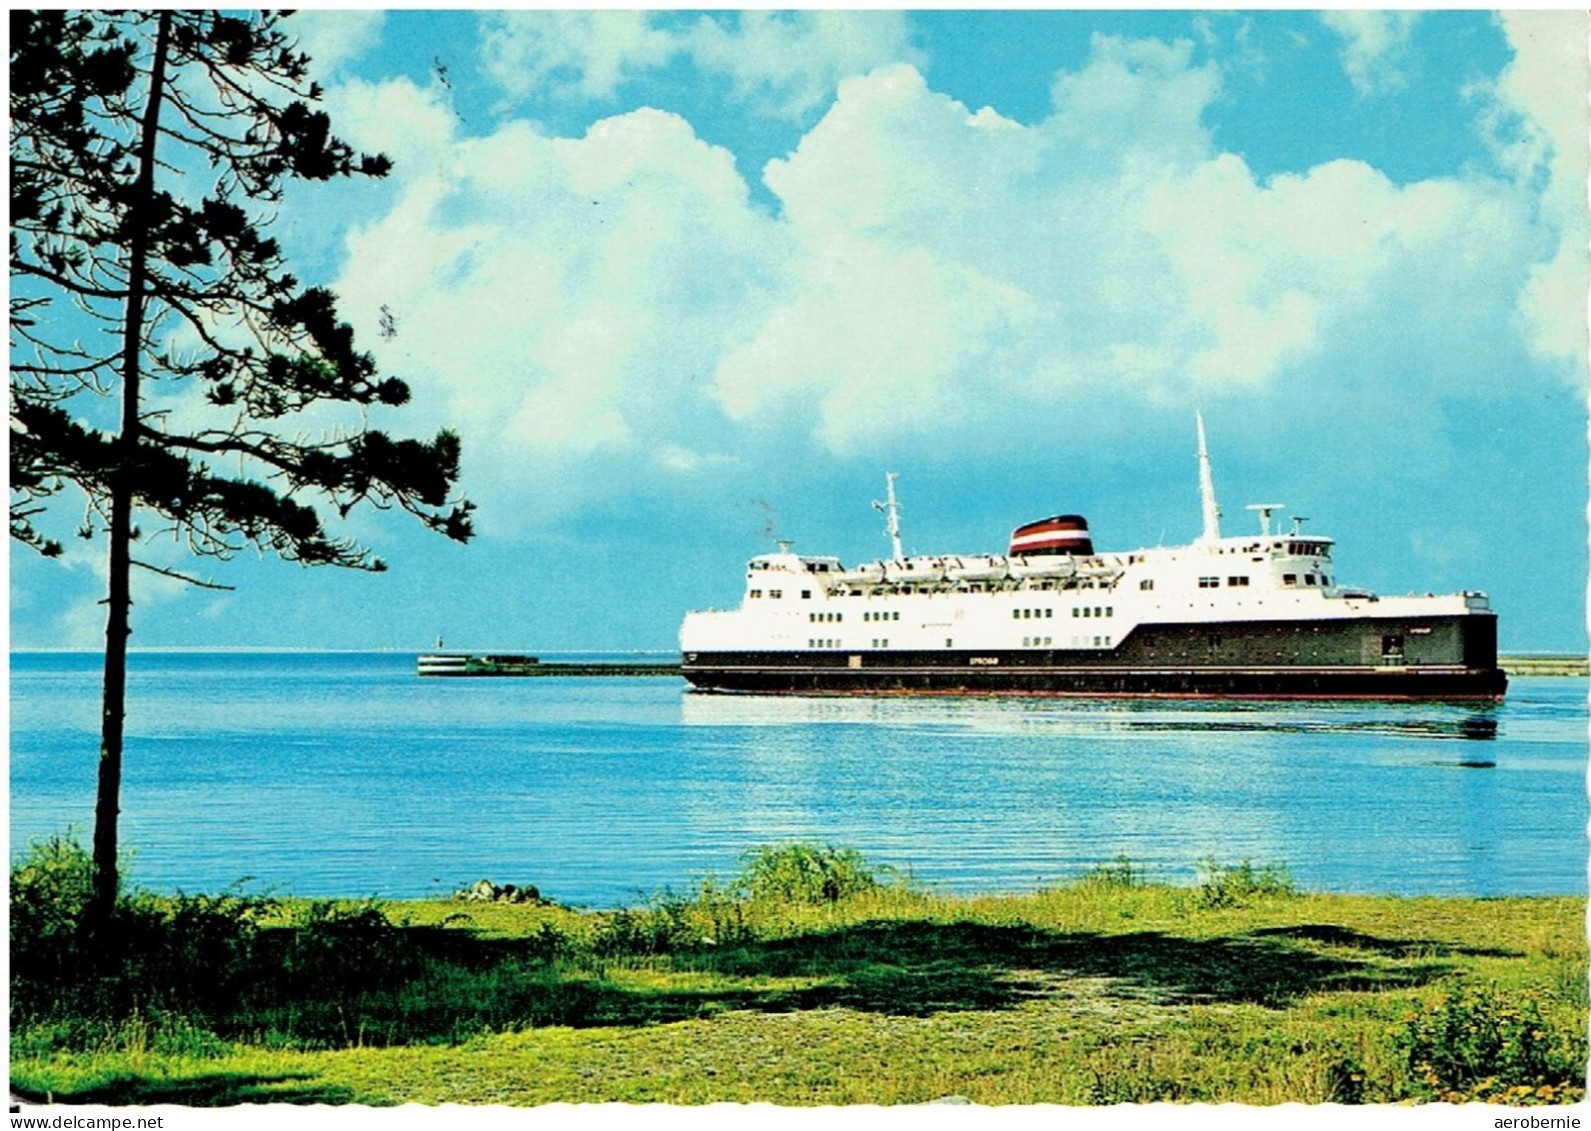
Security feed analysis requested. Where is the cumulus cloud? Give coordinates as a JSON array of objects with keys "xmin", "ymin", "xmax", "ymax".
[
  {"xmin": 478, "ymin": 10, "xmax": 917, "ymax": 121},
  {"xmin": 1320, "ymin": 11, "xmax": 1420, "ymax": 96},
  {"xmin": 1476, "ymin": 10, "xmax": 1589, "ymax": 368},
  {"xmin": 323, "ymin": 33, "xmax": 1577, "ymax": 534},
  {"xmin": 480, "ymin": 11, "xmax": 675, "ymax": 104},
  {"xmin": 289, "ymin": 10, "xmax": 385, "ymax": 75},
  {"xmin": 686, "ymin": 11, "xmax": 922, "ymax": 121},
  {"xmin": 327, "ymin": 83, "xmax": 788, "ymax": 528}
]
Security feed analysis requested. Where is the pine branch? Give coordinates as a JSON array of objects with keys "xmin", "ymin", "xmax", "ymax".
[{"xmin": 129, "ymin": 557, "xmax": 235, "ymax": 590}]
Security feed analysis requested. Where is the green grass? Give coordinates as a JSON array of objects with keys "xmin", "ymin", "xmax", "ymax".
[{"xmin": 10, "ymin": 841, "xmax": 1587, "ymax": 1106}]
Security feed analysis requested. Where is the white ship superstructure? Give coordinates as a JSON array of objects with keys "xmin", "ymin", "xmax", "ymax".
[{"xmin": 679, "ymin": 417, "xmax": 1504, "ymax": 700}]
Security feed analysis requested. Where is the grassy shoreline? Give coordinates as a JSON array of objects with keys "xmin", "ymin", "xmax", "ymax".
[{"xmin": 10, "ymin": 846, "xmax": 1587, "ymax": 1106}]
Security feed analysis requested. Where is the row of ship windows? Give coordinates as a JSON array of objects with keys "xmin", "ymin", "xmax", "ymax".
[
  {"xmin": 808, "ymin": 611, "xmax": 906, "ymax": 623},
  {"xmin": 803, "ymin": 636, "xmax": 1112, "ymax": 650},
  {"xmin": 1012, "ymin": 606, "xmax": 1114, "ymax": 620},
  {"xmin": 1175, "ymin": 574, "xmax": 1333, "ymax": 590},
  {"xmin": 759, "ymin": 584, "xmax": 1120, "ymax": 601}
]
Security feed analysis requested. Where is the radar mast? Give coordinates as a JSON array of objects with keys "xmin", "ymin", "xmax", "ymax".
[
  {"xmin": 872, "ymin": 472, "xmax": 905, "ymax": 562},
  {"xmin": 1196, "ymin": 412, "xmax": 1222, "ymax": 545}
]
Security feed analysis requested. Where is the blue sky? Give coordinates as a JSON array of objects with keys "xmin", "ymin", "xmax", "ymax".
[{"xmin": 11, "ymin": 10, "xmax": 1589, "ymax": 653}]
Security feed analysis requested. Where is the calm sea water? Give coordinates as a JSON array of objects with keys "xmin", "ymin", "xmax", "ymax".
[{"xmin": 9, "ymin": 651, "xmax": 1587, "ymax": 905}]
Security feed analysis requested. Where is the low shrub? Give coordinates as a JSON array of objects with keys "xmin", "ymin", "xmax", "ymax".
[
  {"xmin": 691, "ymin": 878, "xmax": 755, "ymax": 948},
  {"xmin": 735, "ymin": 843, "xmax": 885, "ymax": 905},
  {"xmin": 1393, "ymin": 984, "xmax": 1587, "ymax": 1105},
  {"xmin": 591, "ymin": 893, "xmax": 708, "ymax": 958},
  {"xmin": 1194, "ymin": 859, "xmax": 1297, "ymax": 909},
  {"xmin": 11, "ymin": 833, "xmax": 97, "ymax": 1014},
  {"xmin": 112, "ymin": 889, "xmax": 277, "ymax": 1017},
  {"xmin": 275, "ymin": 901, "xmax": 423, "ymax": 998},
  {"xmin": 11, "ymin": 834, "xmax": 283, "ymax": 1030},
  {"xmin": 1075, "ymin": 855, "xmax": 1144, "ymax": 890}
]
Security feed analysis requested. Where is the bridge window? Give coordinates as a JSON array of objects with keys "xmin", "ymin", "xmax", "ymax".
[
  {"xmin": 1198, "ymin": 576, "xmax": 1219, "ymax": 588},
  {"xmin": 1140, "ymin": 579, "xmax": 1155, "ymax": 591},
  {"xmin": 1282, "ymin": 574, "xmax": 1296, "ymax": 586},
  {"xmin": 750, "ymin": 589, "xmax": 763, "ymax": 598},
  {"xmin": 1227, "ymin": 576, "xmax": 1249, "ymax": 587}
]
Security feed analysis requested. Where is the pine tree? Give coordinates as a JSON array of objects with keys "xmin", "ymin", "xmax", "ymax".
[{"xmin": 10, "ymin": 10, "xmax": 474, "ymax": 923}]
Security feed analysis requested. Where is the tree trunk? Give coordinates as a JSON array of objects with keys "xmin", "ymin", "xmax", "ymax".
[{"xmin": 91, "ymin": 10, "xmax": 172, "ymax": 928}]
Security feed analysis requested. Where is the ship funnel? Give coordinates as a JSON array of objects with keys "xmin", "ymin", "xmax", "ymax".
[{"xmin": 1009, "ymin": 515, "xmax": 1093, "ymax": 557}]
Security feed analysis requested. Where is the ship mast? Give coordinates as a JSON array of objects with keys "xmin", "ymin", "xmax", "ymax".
[
  {"xmin": 1196, "ymin": 412, "xmax": 1222, "ymax": 545},
  {"xmin": 873, "ymin": 472, "xmax": 905, "ymax": 562}
]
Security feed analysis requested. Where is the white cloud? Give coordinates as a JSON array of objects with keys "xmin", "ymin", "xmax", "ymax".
[
  {"xmin": 1320, "ymin": 11, "xmax": 1420, "ymax": 96},
  {"xmin": 1048, "ymin": 35, "xmax": 1221, "ymax": 167},
  {"xmin": 324, "ymin": 35, "xmax": 1574, "ymax": 534},
  {"xmin": 480, "ymin": 11, "xmax": 674, "ymax": 104},
  {"xmin": 477, "ymin": 10, "xmax": 916, "ymax": 120},
  {"xmin": 655, "ymin": 444, "xmax": 738, "ymax": 474},
  {"xmin": 288, "ymin": 10, "xmax": 385, "ymax": 76},
  {"xmin": 329, "ymin": 95, "xmax": 787, "ymax": 529},
  {"xmin": 325, "ymin": 76, "xmax": 458, "ymax": 174},
  {"xmin": 1479, "ymin": 10, "xmax": 1590, "ymax": 368},
  {"xmin": 711, "ymin": 232, "xmax": 1037, "ymax": 452},
  {"xmin": 685, "ymin": 11, "xmax": 922, "ymax": 122}
]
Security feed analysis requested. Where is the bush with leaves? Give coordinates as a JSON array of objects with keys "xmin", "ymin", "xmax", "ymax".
[
  {"xmin": 734, "ymin": 843, "xmax": 888, "ymax": 905},
  {"xmin": 10, "ymin": 834, "xmax": 97, "ymax": 1016},
  {"xmin": 1393, "ymin": 984, "xmax": 1587, "ymax": 1104},
  {"xmin": 1194, "ymin": 859, "xmax": 1297, "ymax": 910}
]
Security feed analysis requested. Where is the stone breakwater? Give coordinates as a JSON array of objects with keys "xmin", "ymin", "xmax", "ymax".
[{"xmin": 1500, "ymin": 655, "xmax": 1589, "ymax": 677}]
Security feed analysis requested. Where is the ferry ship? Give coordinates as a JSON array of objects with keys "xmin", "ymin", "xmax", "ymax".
[{"xmin": 678, "ymin": 417, "xmax": 1506, "ymax": 701}]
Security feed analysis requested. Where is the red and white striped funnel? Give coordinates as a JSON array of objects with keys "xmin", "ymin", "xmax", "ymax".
[{"xmin": 1008, "ymin": 515, "xmax": 1093, "ymax": 556}]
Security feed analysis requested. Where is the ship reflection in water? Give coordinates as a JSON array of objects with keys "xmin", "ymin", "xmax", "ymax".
[{"xmin": 680, "ymin": 691, "xmax": 1499, "ymax": 740}]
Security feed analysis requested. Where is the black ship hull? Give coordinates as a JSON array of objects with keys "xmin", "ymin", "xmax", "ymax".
[{"xmin": 681, "ymin": 615, "xmax": 1506, "ymax": 701}]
